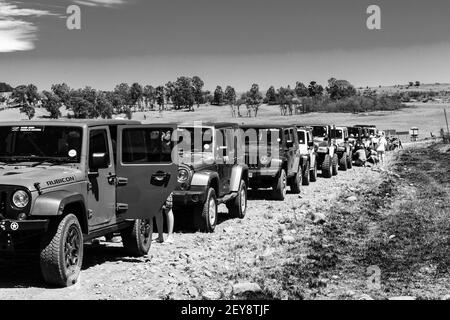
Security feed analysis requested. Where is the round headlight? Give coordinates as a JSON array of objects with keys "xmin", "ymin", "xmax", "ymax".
[
  {"xmin": 177, "ymin": 168, "xmax": 190, "ymax": 183},
  {"xmin": 260, "ymin": 155, "xmax": 272, "ymax": 166},
  {"xmin": 12, "ymin": 190, "xmax": 29, "ymax": 208}
]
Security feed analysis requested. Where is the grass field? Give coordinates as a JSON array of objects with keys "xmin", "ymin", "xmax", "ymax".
[{"xmin": 1, "ymin": 102, "xmax": 449, "ymax": 139}]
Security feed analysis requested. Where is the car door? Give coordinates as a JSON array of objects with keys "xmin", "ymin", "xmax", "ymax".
[
  {"xmin": 116, "ymin": 124, "xmax": 178, "ymax": 220},
  {"xmin": 284, "ymin": 129, "xmax": 296, "ymax": 175},
  {"xmin": 87, "ymin": 127, "xmax": 116, "ymax": 229},
  {"xmin": 215, "ymin": 128, "xmax": 233, "ymax": 196}
]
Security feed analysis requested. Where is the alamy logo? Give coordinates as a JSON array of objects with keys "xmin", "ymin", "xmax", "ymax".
[
  {"xmin": 367, "ymin": 265, "xmax": 382, "ymax": 290},
  {"xmin": 67, "ymin": 5, "xmax": 81, "ymax": 30},
  {"xmin": 366, "ymin": 5, "xmax": 381, "ymax": 30}
]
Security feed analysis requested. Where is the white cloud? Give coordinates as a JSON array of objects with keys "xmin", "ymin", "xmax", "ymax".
[
  {"xmin": 0, "ymin": 19, "xmax": 36, "ymax": 52},
  {"xmin": 74, "ymin": 0, "xmax": 125, "ymax": 7},
  {"xmin": 0, "ymin": 0, "xmax": 55, "ymax": 52}
]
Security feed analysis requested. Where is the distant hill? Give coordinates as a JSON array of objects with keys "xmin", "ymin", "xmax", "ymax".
[
  {"xmin": 0, "ymin": 82, "xmax": 13, "ymax": 93},
  {"xmin": 358, "ymin": 83, "xmax": 450, "ymax": 94}
]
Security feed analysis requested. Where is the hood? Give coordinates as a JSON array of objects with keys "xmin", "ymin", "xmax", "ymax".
[
  {"xmin": 178, "ymin": 152, "xmax": 216, "ymax": 170},
  {"xmin": 0, "ymin": 165, "xmax": 84, "ymax": 191}
]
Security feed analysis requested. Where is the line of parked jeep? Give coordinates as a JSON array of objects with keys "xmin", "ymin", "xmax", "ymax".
[{"xmin": 0, "ymin": 120, "xmax": 378, "ymax": 287}]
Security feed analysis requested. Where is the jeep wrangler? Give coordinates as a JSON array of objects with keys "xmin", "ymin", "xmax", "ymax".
[
  {"xmin": 172, "ymin": 123, "xmax": 249, "ymax": 233},
  {"xmin": 239, "ymin": 124, "xmax": 302, "ymax": 200},
  {"xmin": 311, "ymin": 125, "xmax": 339, "ymax": 178},
  {"xmin": 294, "ymin": 126, "xmax": 318, "ymax": 185},
  {"xmin": 330, "ymin": 126, "xmax": 353, "ymax": 171},
  {"xmin": 0, "ymin": 121, "xmax": 177, "ymax": 287}
]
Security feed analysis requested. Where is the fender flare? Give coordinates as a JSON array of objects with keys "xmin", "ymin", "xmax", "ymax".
[
  {"xmin": 230, "ymin": 165, "xmax": 249, "ymax": 192},
  {"xmin": 191, "ymin": 171, "xmax": 220, "ymax": 195}
]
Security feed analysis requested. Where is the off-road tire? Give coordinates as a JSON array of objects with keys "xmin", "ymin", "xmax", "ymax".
[
  {"xmin": 289, "ymin": 167, "xmax": 302, "ymax": 194},
  {"xmin": 273, "ymin": 169, "xmax": 287, "ymax": 200},
  {"xmin": 310, "ymin": 159, "xmax": 318, "ymax": 182},
  {"xmin": 39, "ymin": 214, "xmax": 83, "ymax": 287},
  {"xmin": 347, "ymin": 152, "xmax": 353, "ymax": 169},
  {"xmin": 339, "ymin": 152, "xmax": 348, "ymax": 171},
  {"xmin": 332, "ymin": 154, "xmax": 339, "ymax": 176},
  {"xmin": 194, "ymin": 188, "xmax": 218, "ymax": 233},
  {"xmin": 322, "ymin": 155, "xmax": 332, "ymax": 178},
  {"xmin": 302, "ymin": 161, "xmax": 310, "ymax": 186},
  {"xmin": 121, "ymin": 218, "xmax": 153, "ymax": 256},
  {"xmin": 227, "ymin": 180, "xmax": 247, "ymax": 219}
]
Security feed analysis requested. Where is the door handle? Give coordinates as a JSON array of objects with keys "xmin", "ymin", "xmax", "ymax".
[{"xmin": 150, "ymin": 172, "xmax": 171, "ymax": 186}]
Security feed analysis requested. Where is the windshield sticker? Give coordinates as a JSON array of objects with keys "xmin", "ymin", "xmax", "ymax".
[
  {"xmin": 46, "ymin": 176, "xmax": 76, "ymax": 187},
  {"xmin": 11, "ymin": 126, "xmax": 43, "ymax": 132},
  {"xmin": 68, "ymin": 149, "xmax": 77, "ymax": 158}
]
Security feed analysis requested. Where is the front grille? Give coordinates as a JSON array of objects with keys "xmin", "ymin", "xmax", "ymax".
[
  {"xmin": 245, "ymin": 154, "xmax": 259, "ymax": 168},
  {"xmin": 0, "ymin": 191, "xmax": 7, "ymax": 219}
]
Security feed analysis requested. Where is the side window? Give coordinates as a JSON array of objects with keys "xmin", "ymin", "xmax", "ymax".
[
  {"xmin": 122, "ymin": 128, "xmax": 174, "ymax": 164},
  {"xmin": 89, "ymin": 129, "xmax": 110, "ymax": 169}
]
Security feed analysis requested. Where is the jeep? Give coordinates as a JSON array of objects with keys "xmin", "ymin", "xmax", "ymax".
[
  {"xmin": 330, "ymin": 126, "xmax": 353, "ymax": 171},
  {"xmin": 311, "ymin": 125, "xmax": 339, "ymax": 178},
  {"xmin": 294, "ymin": 126, "xmax": 318, "ymax": 185},
  {"xmin": 0, "ymin": 121, "xmax": 178, "ymax": 287},
  {"xmin": 172, "ymin": 123, "xmax": 249, "ymax": 233},
  {"xmin": 354, "ymin": 125, "xmax": 378, "ymax": 137},
  {"xmin": 239, "ymin": 124, "xmax": 302, "ymax": 200}
]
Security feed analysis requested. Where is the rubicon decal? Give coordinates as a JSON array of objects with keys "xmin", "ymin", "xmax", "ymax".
[{"xmin": 46, "ymin": 176, "xmax": 76, "ymax": 186}]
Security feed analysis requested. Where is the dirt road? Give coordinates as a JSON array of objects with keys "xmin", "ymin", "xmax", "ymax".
[{"xmin": 0, "ymin": 162, "xmax": 382, "ymax": 300}]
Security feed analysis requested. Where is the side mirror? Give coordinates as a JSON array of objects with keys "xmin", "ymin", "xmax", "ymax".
[
  {"xmin": 90, "ymin": 152, "xmax": 108, "ymax": 171},
  {"xmin": 308, "ymin": 141, "xmax": 314, "ymax": 147}
]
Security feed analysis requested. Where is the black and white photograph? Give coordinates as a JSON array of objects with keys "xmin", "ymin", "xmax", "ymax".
[{"xmin": 0, "ymin": 0, "xmax": 449, "ymax": 308}]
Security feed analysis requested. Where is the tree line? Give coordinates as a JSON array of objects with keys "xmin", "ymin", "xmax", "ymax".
[{"xmin": 1, "ymin": 76, "xmax": 404, "ymax": 119}]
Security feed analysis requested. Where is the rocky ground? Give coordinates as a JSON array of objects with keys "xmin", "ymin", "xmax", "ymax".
[{"xmin": 0, "ymin": 142, "xmax": 449, "ymax": 300}]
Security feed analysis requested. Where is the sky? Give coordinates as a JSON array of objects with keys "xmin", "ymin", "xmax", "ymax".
[{"xmin": 1, "ymin": 0, "xmax": 450, "ymax": 91}]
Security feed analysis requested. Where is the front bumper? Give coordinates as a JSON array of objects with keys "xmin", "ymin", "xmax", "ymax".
[
  {"xmin": 0, "ymin": 219, "xmax": 49, "ymax": 233},
  {"xmin": 172, "ymin": 187, "xmax": 207, "ymax": 206},
  {"xmin": 248, "ymin": 168, "xmax": 280, "ymax": 179}
]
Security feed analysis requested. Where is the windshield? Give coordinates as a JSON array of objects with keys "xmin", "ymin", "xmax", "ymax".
[
  {"xmin": 331, "ymin": 129, "xmax": 343, "ymax": 139},
  {"xmin": 348, "ymin": 127, "xmax": 360, "ymax": 137},
  {"xmin": 312, "ymin": 126, "xmax": 327, "ymax": 138},
  {"xmin": 244, "ymin": 128, "xmax": 281, "ymax": 146},
  {"xmin": 297, "ymin": 131, "xmax": 306, "ymax": 144},
  {"xmin": 0, "ymin": 126, "xmax": 83, "ymax": 164}
]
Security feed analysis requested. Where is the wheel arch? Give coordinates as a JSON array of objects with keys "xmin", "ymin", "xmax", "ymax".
[{"xmin": 31, "ymin": 190, "xmax": 88, "ymax": 233}]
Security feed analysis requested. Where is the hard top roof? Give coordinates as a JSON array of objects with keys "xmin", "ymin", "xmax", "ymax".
[
  {"xmin": 239, "ymin": 124, "xmax": 295, "ymax": 129},
  {"xmin": 178, "ymin": 122, "xmax": 238, "ymax": 128},
  {"xmin": 0, "ymin": 119, "xmax": 141, "ymax": 127}
]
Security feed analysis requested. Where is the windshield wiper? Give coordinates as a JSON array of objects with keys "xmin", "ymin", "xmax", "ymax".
[{"xmin": 31, "ymin": 157, "xmax": 75, "ymax": 167}]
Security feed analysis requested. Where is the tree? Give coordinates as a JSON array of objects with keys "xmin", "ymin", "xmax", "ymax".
[
  {"xmin": 172, "ymin": 77, "xmax": 195, "ymax": 111},
  {"xmin": 246, "ymin": 84, "xmax": 263, "ymax": 117},
  {"xmin": 96, "ymin": 93, "xmax": 114, "ymax": 119},
  {"xmin": 114, "ymin": 83, "xmax": 131, "ymax": 110},
  {"xmin": 51, "ymin": 83, "xmax": 71, "ymax": 105},
  {"xmin": 70, "ymin": 96, "xmax": 94, "ymax": 119},
  {"xmin": 192, "ymin": 76, "xmax": 205, "ymax": 108},
  {"xmin": 155, "ymin": 86, "xmax": 165, "ymax": 111},
  {"xmin": 278, "ymin": 86, "xmax": 295, "ymax": 115},
  {"xmin": 41, "ymin": 91, "xmax": 62, "ymax": 119},
  {"xmin": 164, "ymin": 81, "xmax": 176, "ymax": 107},
  {"xmin": 308, "ymin": 81, "xmax": 324, "ymax": 97},
  {"xmin": 265, "ymin": 86, "xmax": 277, "ymax": 105},
  {"xmin": 415, "ymin": 81, "xmax": 421, "ymax": 87},
  {"xmin": 12, "ymin": 85, "xmax": 36, "ymax": 119},
  {"xmin": 213, "ymin": 86, "xmax": 224, "ymax": 106},
  {"xmin": 143, "ymin": 85, "xmax": 155, "ymax": 110},
  {"xmin": 224, "ymin": 86, "xmax": 237, "ymax": 117},
  {"xmin": 294, "ymin": 82, "xmax": 308, "ymax": 98},
  {"xmin": 26, "ymin": 84, "xmax": 39, "ymax": 106},
  {"xmin": 130, "ymin": 82, "xmax": 143, "ymax": 111},
  {"xmin": 326, "ymin": 78, "xmax": 357, "ymax": 100}
]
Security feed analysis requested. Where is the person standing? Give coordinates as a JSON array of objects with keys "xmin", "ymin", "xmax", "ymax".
[
  {"xmin": 376, "ymin": 132, "xmax": 388, "ymax": 165},
  {"xmin": 155, "ymin": 193, "xmax": 174, "ymax": 244}
]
